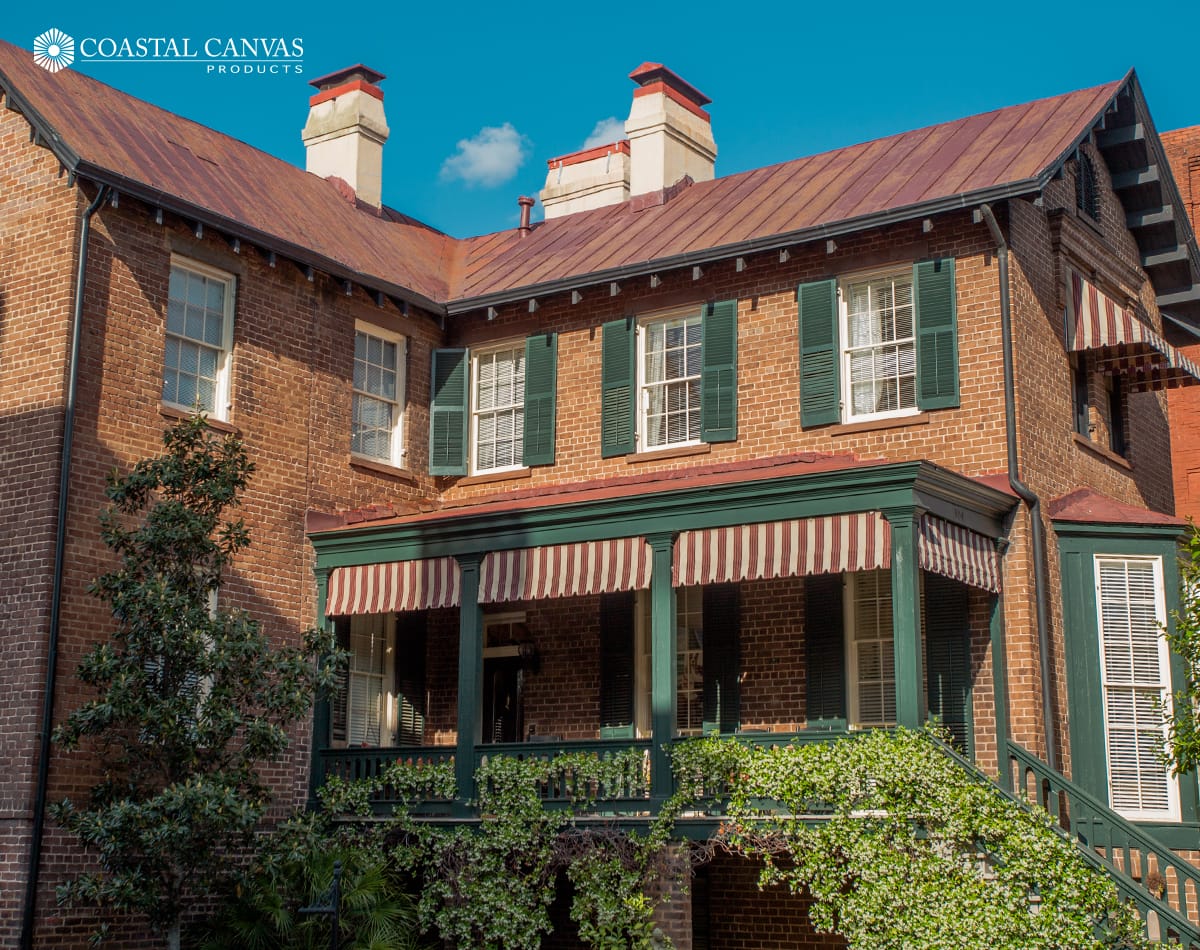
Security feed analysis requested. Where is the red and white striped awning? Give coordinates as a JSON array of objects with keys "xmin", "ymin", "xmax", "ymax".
[
  {"xmin": 674, "ymin": 512, "xmax": 890, "ymax": 586},
  {"xmin": 675, "ymin": 512, "xmax": 1001, "ymax": 593},
  {"xmin": 1066, "ymin": 269, "xmax": 1200, "ymax": 391},
  {"xmin": 326, "ymin": 556, "xmax": 460, "ymax": 615},
  {"xmin": 918, "ymin": 515, "xmax": 1002, "ymax": 593},
  {"xmin": 479, "ymin": 538, "xmax": 652, "ymax": 604}
]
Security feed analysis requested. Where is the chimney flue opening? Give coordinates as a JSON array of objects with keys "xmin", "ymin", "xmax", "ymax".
[{"xmin": 518, "ymin": 196, "xmax": 535, "ymax": 235}]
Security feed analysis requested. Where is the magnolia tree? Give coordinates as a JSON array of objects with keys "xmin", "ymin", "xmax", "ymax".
[
  {"xmin": 53, "ymin": 417, "xmax": 340, "ymax": 950},
  {"xmin": 1167, "ymin": 523, "xmax": 1200, "ymax": 775}
]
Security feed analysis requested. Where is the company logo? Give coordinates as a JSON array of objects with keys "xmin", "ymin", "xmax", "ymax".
[{"xmin": 32, "ymin": 28, "xmax": 75, "ymax": 73}]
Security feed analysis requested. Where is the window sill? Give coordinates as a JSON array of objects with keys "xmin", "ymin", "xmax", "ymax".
[
  {"xmin": 159, "ymin": 402, "xmax": 239, "ymax": 435},
  {"xmin": 1072, "ymin": 432, "xmax": 1132, "ymax": 471},
  {"xmin": 458, "ymin": 467, "xmax": 532, "ymax": 487},
  {"xmin": 349, "ymin": 454, "xmax": 418, "ymax": 483},
  {"xmin": 626, "ymin": 442, "xmax": 712, "ymax": 464},
  {"xmin": 828, "ymin": 412, "xmax": 929, "ymax": 436}
]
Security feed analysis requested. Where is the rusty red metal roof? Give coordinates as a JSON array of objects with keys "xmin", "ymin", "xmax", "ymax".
[
  {"xmin": 1048, "ymin": 488, "xmax": 1184, "ymax": 527},
  {"xmin": 0, "ymin": 40, "xmax": 453, "ymax": 306},
  {"xmin": 0, "ymin": 39, "xmax": 1126, "ymax": 312},
  {"xmin": 449, "ymin": 79, "xmax": 1123, "ymax": 306}
]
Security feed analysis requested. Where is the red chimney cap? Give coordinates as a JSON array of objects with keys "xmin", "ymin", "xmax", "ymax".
[
  {"xmin": 309, "ymin": 64, "xmax": 386, "ymax": 91},
  {"xmin": 628, "ymin": 62, "xmax": 710, "ymax": 107}
]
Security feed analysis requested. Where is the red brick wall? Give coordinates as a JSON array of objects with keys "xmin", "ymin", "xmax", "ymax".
[
  {"xmin": 0, "ymin": 103, "xmax": 83, "ymax": 948},
  {"xmin": 1163, "ymin": 126, "xmax": 1200, "ymax": 523}
]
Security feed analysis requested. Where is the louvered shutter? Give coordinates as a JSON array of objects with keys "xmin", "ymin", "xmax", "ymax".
[
  {"xmin": 805, "ymin": 574, "xmax": 846, "ymax": 728},
  {"xmin": 700, "ymin": 300, "xmax": 738, "ymax": 443},
  {"xmin": 914, "ymin": 258, "xmax": 959, "ymax": 410},
  {"xmin": 331, "ymin": 617, "xmax": 350, "ymax": 744},
  {"xmin": 924, "ymin": 574, "xmax": 973, "ymax": 756},
  {"xmin": 523, "ymin": 333, "xmax": 557, "ymax": 466},
  {"xmin": 429, "ymin": 348, "xmax": 468, "ymax": 475},
  {"xmin": 601, "ymin": 318, "xmax": 636, "ymax": 457},
  {"xmin": 1097, "ymin": 558, "xmax": 1173, "ymax": 816},
  {"xmin": 599, "ymin": 591, "xmax": 636, "ymax": 738},
  {"xmin": 396, "ymin": 612, "xmax": 427, "ymax": 747},
  {"xmin": 702, "ymin": 584, "xmax": 740, "ymax": 733},
  {"xmin": 798, "ymin": 279, "xmax": 840, "ymax": 427}
]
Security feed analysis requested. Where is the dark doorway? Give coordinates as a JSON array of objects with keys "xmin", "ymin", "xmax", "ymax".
[{"xmin": 483, "ymin": 656, "xmax": 524, "ymax": 743}]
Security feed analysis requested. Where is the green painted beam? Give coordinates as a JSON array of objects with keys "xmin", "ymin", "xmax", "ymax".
[
  {"xmin": 989, "ymin": 593, "xmax": 1010, "ymax": 788},
  {"xmin": 648, "ymin": 534, "xmax": 678, "ymax": 799},
  {"xmin": 884, "ymin": 507, "xmax": 924, "ymax": 729},
  {"xmin": 455, "ymin": 554, "xmax": 484, "ymax": 808},
  {"xmin": 307, "ymin": 569, "xmax": 332, "ymax": 810}
]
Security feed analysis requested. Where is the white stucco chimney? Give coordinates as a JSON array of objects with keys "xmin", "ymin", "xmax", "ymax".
[
  {"xmin": 540, "ymin": 141, "xmax": 631, "ymax": 220},
  {"xmin": 302, "ymin": 65, "xmax": 389, "ymax": 208},
  {"xmin": 624, "ymin": 63, "xmax": 716, "ymax": 197}
]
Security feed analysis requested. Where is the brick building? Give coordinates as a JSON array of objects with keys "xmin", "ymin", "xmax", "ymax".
[{"xmin": 4, "ymin": 39, "xmax": 1200, "ymax": 946}]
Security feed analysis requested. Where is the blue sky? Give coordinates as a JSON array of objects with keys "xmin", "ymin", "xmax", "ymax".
[{"xmin": 4, "ymin": 1, "xmax": 1199, "ymax": 239}]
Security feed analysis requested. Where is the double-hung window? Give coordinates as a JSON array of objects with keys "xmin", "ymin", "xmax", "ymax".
[
  {"xmin": 798, "ymin": 259, "xmax": 958, "ymax": 427},
  {"xmin": 332, "ymin": 612, "xmax": 428, "ymax": 749},
  {"xmin": 1096, "ymin": 556, "xmax": 1177, "ymax": 819},
  {"xmin": 430, "ymin": 335, "xmax": 558, "ymax": 476},
  {"xmin": 600, "ymin": 300, "xmax": 738, "ymax": 457},
  {"xmin": 472, "ymin": 344, "xmax": 525, "ymax": 474},
  {"xmin": 163, "ymin": 258, "xmax": 235, "ymax": 419},
  {"xmin": 842, "ymin": 272, "xmax": 916, "ymax": 420},
  {"xmin": 352, "ymin": 323, "xmax": 406, "ymax": 465},
  {"xmin": 639, "ymin": 311, "xmax": 703, "ymax": 449}
]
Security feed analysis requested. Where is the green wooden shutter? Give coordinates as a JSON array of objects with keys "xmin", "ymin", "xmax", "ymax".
[
  {"xmin": 914, "ymin": 258, "xmax": 959, "ymax": 410},
  {"xmin": 805, "ymin": 574, "xmax": 846, "ymax": 728},
  {"xmin": 601, "ymin": 318, "xmax": 636, "ymax": 457},
  {"xmin": 700, "ymin": 300, "xmax": 738, "ymax": 443},
  {"xmin": 599, "ymin": 591, "xmax": 636, "ymax": 738},
  {"xmin": 429, "ymin": 348, "xmax": 468, "ymax": 475},
  {"xmin": 523, "ymin": 333, "xmax": 557, "ymax": 466},
  {"xmin": 396, "ymin": 612, "xmax": 427, "ymax": 747},
  {"xmin": 798, "ymin": 279, "xmax": 840, "ymax": 427},
  {"xmin": 331, "ymin": 617, "xmax": 350, "ymax": 744},
  {"xmin": 702, "ymin": 584, "xmax": 740, "ymax": 734},
  {"xmin": 924, "ymin": 573, "xmax": 973, "ymax": 756}
]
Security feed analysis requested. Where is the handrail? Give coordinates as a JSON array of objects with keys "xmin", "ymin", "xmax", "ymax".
[
  {"xmin": 1004, "ymin": 740, "xmax": 1200, "ymax": 947},
  {"xmin": 474, "ymin": 738, "xmax": 653, "ymax": 809}
]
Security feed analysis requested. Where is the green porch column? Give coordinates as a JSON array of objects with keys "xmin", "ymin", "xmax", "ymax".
[
  {"xmin": 307, "ymin": 569, "xmax": 331, "ymax": 810},
  {"xmin": 990, "ymin": 591, "xmax": 1011, "ymax": 787},
  {"xmin": 455, "ymin": 553, "xmax": 484, "ymax": 808},
  {"xmin": 648, "ymin": 532, "xmax": 678, "ymax": 800},
  {"xmin": 883, "ymin": 507, "xmax": 924, "ymax": 729}
]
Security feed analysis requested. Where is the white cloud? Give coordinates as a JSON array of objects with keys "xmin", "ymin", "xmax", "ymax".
[
  {"xmin": 439, "ymin": 123, "xmax": 529, "ymax": 188},
  {"xmin": 581, "ymin": 117, "xmax": 626, "ymax": 149}
]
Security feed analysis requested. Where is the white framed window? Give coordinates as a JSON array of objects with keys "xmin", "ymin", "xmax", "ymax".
[
  {"xmin": 163, "ymin": 257, "xmax": 235, "ymax": 420},
  {"xmin": 639, "ymin": 308, "xmax": 702, "ymax": 449},
  {"xmin": 841, "ymin": 270, "xmax": 916, "ymax": 421},
  {"xmin": 347, "ymin": 614, "xmax": 396, "ymax": 747},
  {"xmin": 633, "ymin": 586, "xmax": 705, "ymax": 737},
  {"xmin": 847, "ymin": 570, "xmax": 897, "ymax": 728},
  {"xmin": 471, "ymin": 343, "xmax": 525, "ymax": 475},
  {"xmin": 352, "ymin": 322, "xmax": 406, "ymax": 465},
  {"xmin": 1095, "ymin": 556, "xmax": 1177, "ymax": 820}
]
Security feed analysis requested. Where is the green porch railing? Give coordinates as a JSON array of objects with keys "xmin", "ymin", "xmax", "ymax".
[
  {"xmin": 1006, "ymin": 741, "xmax": 1200, "ymax": 948},
  {"xmin": 317, "ymin": 746, "xmax": 456, "ymax": 811},
  {"xmin": 474, "ymin": 738, "xmax": 653, "ymax": 811}
]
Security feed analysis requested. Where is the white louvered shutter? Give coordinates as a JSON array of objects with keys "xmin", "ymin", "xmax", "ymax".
[
  {"xmin": 1097, "ymin": 558, "xmax": 1176, "ymax": 819},
  {"xmin": 851, "ymin": 570, "xmax": 896, "ymax": 727}
]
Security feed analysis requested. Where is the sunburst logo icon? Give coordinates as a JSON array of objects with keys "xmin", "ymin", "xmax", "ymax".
[{"xmin": 33, "ymin": 29, "xmax": 74, "ymax": 73}]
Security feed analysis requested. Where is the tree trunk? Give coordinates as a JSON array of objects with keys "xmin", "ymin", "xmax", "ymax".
[{"xmin": 167, "ymin": 921, "xmax": 181, "ymax": 950}]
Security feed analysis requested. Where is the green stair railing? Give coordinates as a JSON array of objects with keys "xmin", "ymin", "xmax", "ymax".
[{"xmin": 1005, "ymin": 741, "xmax": 1200, "ymax": 947}]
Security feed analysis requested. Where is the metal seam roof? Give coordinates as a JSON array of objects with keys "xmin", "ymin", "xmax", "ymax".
[{"xmin": 0, "ymin": 39, "xmax": 1138, "ymax": 315}]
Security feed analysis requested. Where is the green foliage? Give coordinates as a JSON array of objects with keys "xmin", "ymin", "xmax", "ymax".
[
  {"xmin": 669, "ymin": 730, "xmax": 1149, "ymax": 950},
  {"xmin": 200, "ymin": 813, "xmax": 430, "ymax": 950},
  {"xmin": 1166, "ymin": 522, "xmax": 1200, "ymax": 775},
  {"xmin": 379, "ymin": 749, "xmax": 665, "ymax": 950},
  {"xmin": 52, "ymin": 417, "xmax": 343, "ymax": 948}
]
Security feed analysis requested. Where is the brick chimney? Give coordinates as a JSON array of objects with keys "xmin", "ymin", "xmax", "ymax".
[
  {"xmin": 624, "ymin": 63, "xmax": 716, "ymax": 197},
  {"xmin": 302, "ymin": 65, "xmax": 389, "ymax": 208}
]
